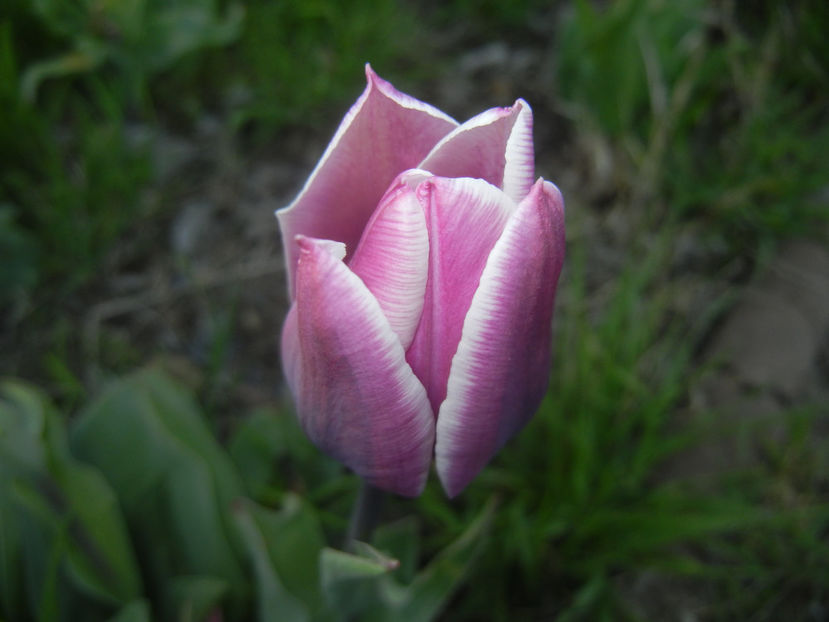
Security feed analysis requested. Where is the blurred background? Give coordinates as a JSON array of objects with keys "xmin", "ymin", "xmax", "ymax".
[{"xmin": 1, "ymin": 0, "xmax": 828, "ymax": 620}]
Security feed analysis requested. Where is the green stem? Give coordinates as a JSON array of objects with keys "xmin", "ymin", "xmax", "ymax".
[{"xmin": 346, "ymin": 480, "xmax": 385, "ymax": 550}]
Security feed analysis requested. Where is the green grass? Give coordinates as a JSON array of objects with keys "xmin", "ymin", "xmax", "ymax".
[
  {"xmin": 155, "ymin": 0, "xmax": 424, "ymax": 137},
  {"xmin": 556, "ymin": 0, "xmax": 829, "ymax": 251}
]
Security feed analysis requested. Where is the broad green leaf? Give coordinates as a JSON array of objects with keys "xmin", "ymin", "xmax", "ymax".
[
  {"xmin": 140, "ymin": 3, "xmax": 244, "ymax": 72},
  {"xmin": 0, "ymin": 380, "xmax": 47, "ymax": 471},
  {"xmin": 385, "ymin": 498, "xmax": 496, "ymax": 622},
  {"xmin": 372, "ymin": 517, "xmax": 420, "ymax": 585},
  {"xmin": 56, "ymin": 465, "xmax": 143, "ymax": 605},
  {"xmin": 0, "ymin": 488, "xmax": 22, "ymax": 622},
  {"xmin": 106, "ymin": 599, "xmax": 151, "ymax": 622},
  {"xmin": 169, "ymin": 576, "xmax": 227, "ymax": 622},
  {"xmin": 319, "ymin": 501, "xmax": 494, "ymax": 622},
  {"xmin": 228, "ymin": 409, "xmax": 342, "ymax": 499},
  {"xmin": 71, "ymin": 368, "xmax": 247, "ymax": 613},
  {"xmin": 319, "ymin": 546, "xmax": 397, "ymax": 620},
  {"xmin": 236, "ymin": 495, "xmax": 325, "ymax": 613},
  {"xmin": 0, "ymin": 381, "xmax": 142, "ymax": 615},
  {"xmin": 234, "ymin": 500, "xmax": 310, "ymax": 622}
]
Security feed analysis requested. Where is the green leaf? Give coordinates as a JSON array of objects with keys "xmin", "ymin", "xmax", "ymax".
[
  {"xmin": 319, "ymin": 546, "xmax": 397, "ymax": 619},
  {"xmin": 245, "ymin": 495, "xmax": 325, "ymax": 611},
  {"xmin": 0, "ymin": 380, "xmax": 142, "ymax": 615},
  {"xmin": 169, "ymin": 576, "xmax": 227, "ymax": 622},
  {"xmin": 70, "ymin": 368, "xmax": 248, "ymax": 614},
  {"xmin": 228, "ymin": 408, "xmax": 343, "ymax": 500},
  {"xmin": 233, "ymin": 499, "xmax": 310, "ymax": 622},
  {"xmin": 140, "ymin": 3, "xmax": 244, "ymax": 73},
  {"xmin": 372, "ymin": 517, "xmax": 420, "ymax": 585},
  {"xmin": 106, "ymin": 600, "xmax": 152, "ymax": 622},
  {"xmin": 0, "ymin": 485, "xmax": 23, "ymax": 621},
  {"xmin": 0, "ymin": 380, "xmax": 47, "ymax": 454},
  {"xmin": 58, "ymin": 465, "xmax": 143, "ymax": 605},
  {"xmin": 387, "ymin": 498, "xmax": 496, "ymax": 622}
]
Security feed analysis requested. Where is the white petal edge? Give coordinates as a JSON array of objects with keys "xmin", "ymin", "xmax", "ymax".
[
  {"xmin": 502, "ymin": 99, "xmax": 534, "ymax": 203},
  {"xmin": 289, "ymin": 235, "xmax": 435, "ymax": 496},
  {"xmin": 348, "ymin": 179, "xmax": 429, "ymax": 349},
  {"xmin": 418, "ymin": 100, "xmax": 534, "ymax": 204},
  {"xmin": 434, "ymin": 179, "xmax": 565, "ymax": 497}
]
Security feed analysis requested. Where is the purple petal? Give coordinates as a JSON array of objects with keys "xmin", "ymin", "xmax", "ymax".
[
  {"xmin": 348, "ymin": 177, "xmax": 429, "ymax": 349},
  {"xmin": 406, "ymin": 177, "xmax": 514, "ymax": 413},
  {"xmin": 418, "ymin": 99, "xmax": 534, "ymax": 203},
  {"xmin": 278, "ymin": 65, "xmax": 457, "ymax": 298},
  {"xmin": 283, "ymin": 235, "xmax": 434, "ymax": 496},
  {"xmin": 435, "ymin": 179, "xmax": 565, "ymax": 498}
]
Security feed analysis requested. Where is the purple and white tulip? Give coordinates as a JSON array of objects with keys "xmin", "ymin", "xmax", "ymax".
[{"xmin": 278, "ymin": 65, "xmax": 565, "ymax": 498}]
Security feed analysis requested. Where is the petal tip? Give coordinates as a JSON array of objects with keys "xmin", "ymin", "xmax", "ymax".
[
  {"xmin": 513, "ymin": 97, "xmax": 531, "ymax": 112},
  {"xmin": 415, "ymin": 177, "xmax": 435, "ymax": 201},
  {"xmin": 295, "ymin": 235, "xmax": 347, "ymax": 262},
  {"xmin": 437, "ymin": 464, "xmax": 473, "ymax": 499}
]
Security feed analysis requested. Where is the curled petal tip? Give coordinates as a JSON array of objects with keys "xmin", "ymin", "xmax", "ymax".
[
  {"xmin": 295, "ymin": 235, "xmax": 347, "ymax": 262},
  {"xmin": 513, "ymin": 97, "xmax": 530, "ymax": 111},
  {"xmin": 365, "ymin": 62, "xmax": 377, "ymax": 82}
]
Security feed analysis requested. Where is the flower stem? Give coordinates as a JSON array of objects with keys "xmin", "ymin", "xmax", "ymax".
[{"xmin": 346, "ymin": 480, "xmax": 385, "ymax": 550}]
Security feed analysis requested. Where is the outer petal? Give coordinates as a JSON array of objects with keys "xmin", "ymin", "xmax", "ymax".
[
  {"xmin": 278, "ymin": 65, "xmax": 457, "ymax": 297},
  {"xmin": 284, "ymin": 235, "xmax": 434, "ymax": 496},
  {"xmin": 406, "ymin": 177, "xmax": 514, "ymax": 413},
  {"xmin": 348, "ymin": 176, "xmax": 429, "ymax": 350},
  {"xmin": 435, "ymin": 179, "xmax": 565, "ymax": 498},
  {"xmin": 418, "ymin": 100, "xmax": 534, "ymax": 204}
]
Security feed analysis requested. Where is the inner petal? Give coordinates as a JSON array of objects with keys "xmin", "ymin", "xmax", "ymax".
[
  {"xmin": 406, "ymin": 177, "xmax": 514, "ymax": 413},
  {"xmin": 418, "ymin": 100, "xmax": 534, "ymax": 203},
  {"xmin": 349, "ymin": 178, "xmax": 429, "ymax": 350}
]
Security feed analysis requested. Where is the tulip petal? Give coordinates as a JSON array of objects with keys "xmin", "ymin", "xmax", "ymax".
[
  {"xmin": 348, "ymin": 178, "xmax": 429, "ymax": 349},
  {"xmin": 284, "ymin": 235, "xmax": 435, "ymax": 496},
  {"xmin": 418, "ymin": 100, "xmax": 534, "ymax": 204},
  {"xmin": 278, "ymin": 65, "xmax": 457, "ymax": 297},
  {"xmin": 406, "ymin": 177, "xmax": 514, "ymax": 413},
  {"xmin": 435, "ymin": 179, "xmax": 565, "ymax": 498},
  {"xmin": 280, "ymin": 303, "xmax": 300, "ymax": 399}
]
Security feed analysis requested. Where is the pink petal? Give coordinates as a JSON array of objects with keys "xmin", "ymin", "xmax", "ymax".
[
  {"xmin": 435, "ymin": 179, "xmax": 565, "ymax": 498},
  {"xmin": 280, "ymin": 303, "xmax": 301, "ymax": 399},
  {"xmin": 348, "ymin": 177, "xmax": 429, "ymax": 350},
  {"xmin": 406, "ymin": 177, "xmax": 514, "ymax": 413},
  {"xmin": 278, "ymin": 65, "xmax": 457, "ymax": 298},
  {"xmin": 418, "ymin": 100, "xmax": 534, "ymax": 204},
  {"xmin": 284, "ymin": 235, "xmax": 434, "ymax": 496}
]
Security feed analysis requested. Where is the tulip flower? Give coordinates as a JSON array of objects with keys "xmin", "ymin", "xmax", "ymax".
[{"xmin": 278, "ymin": 65, "xmax": 565, "ymax": 498}]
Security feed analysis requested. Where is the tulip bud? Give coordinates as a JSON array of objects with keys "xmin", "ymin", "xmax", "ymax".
[{"xmin": 278, "ymin": 65, "xmax": 564, "ymax": 497}]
